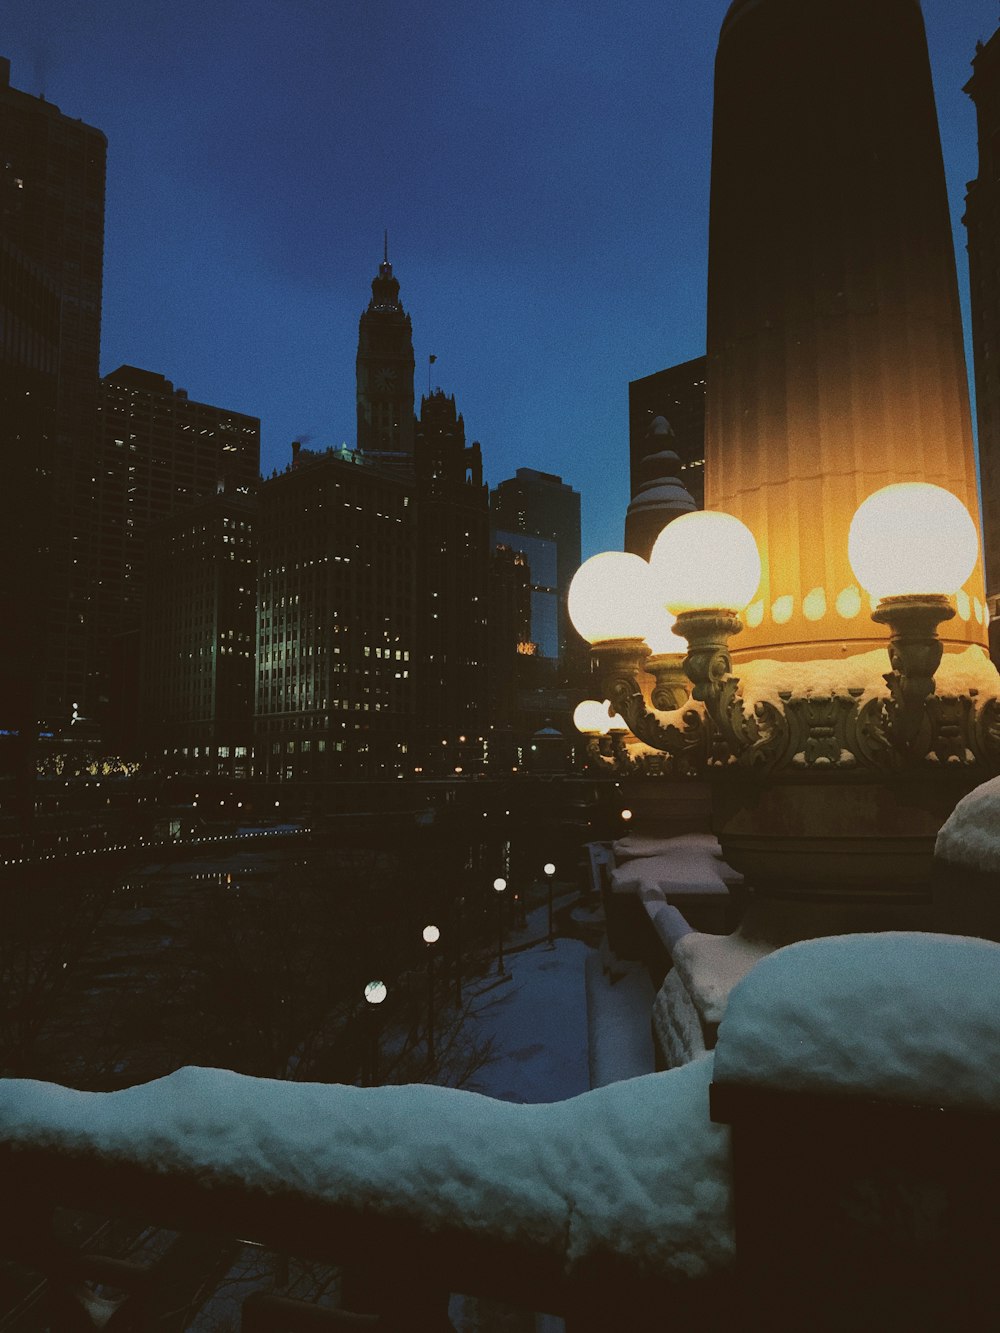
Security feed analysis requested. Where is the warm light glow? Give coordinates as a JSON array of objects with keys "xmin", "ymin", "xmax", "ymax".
[
  {"xmin": 802, "ymin": 587, "xmax": 827, "ymax": 621},
  {"xmin": 573, "ymin": 699, "xmax": 609, "ymax": 734},
  {"xmin": 772, "ymin": 595, "xmax": 794, "ymax": 624},
  {"xmin": 848, "ymin": 484, "xmax": 979, "ymax": 599},
  {"xmin": 568, "ymin": 551, "xmax": 655, "ymax": 643},
  {"xmin": 422, "ymin": 925, "xmax": 440, "ymax": 944},
  {"xmin": 745, "ymin": 599, "xmax": 764, "ymax": 628},
  {"xmin": 836, "ymin": 586, "xmax": 862, "ymax": 619},
  {"xmin": 649, "ymin": 510, "xmax": 762, "ymax": 612},
  {"xmin": 493, "ymin": 877, "xmax": 507, "ymax": 892},
  {"xmin": 957, "ymin": 589, "xmax": 971, "ymax": 621},
  {"xmin": 643, "ymin": 612, "xmax": 688, "ymax": 655},
  {"xmin": 621, "ymin": 808, "xmax": 633, "ymax": 822},
  {"xmin": 364, "ymin": 980, "xmax": 388, "ymax": 1005}
]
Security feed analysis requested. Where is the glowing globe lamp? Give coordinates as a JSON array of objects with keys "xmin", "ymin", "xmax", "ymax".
[
  {"xmin": 848, "ymin": 483, "xmax": 979, "ymax": 599},
  {"xmin": 364, "ymin": 980, "xmax": 388, "ymax": 1006},
  {"xmin": 422, "ymin": 924, "xmax": 440, "ymax": 945},
  {"xmin": 644, "ymin": 613, "xmax": 688, "ymax": 656},
  {"xmin": 649, "ymin": 511, "xmax": 762, "ymax": 613},
  {"xmin": 573, "ymin": 699, "xmax": 610, "ymax": 734},
  {"xmin": 568, "ymin": 552, "xmax": 654, "ymax": 644}
]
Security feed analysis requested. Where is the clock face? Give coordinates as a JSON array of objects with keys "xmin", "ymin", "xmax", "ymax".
[{"xmin": 373, "ymin": 365, "xmax": 398, "ymax": 393}]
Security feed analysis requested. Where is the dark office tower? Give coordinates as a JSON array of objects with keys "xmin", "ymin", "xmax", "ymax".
[
  {"xmin": 93, "ymin": 367, "xmax": 260, "ymax": 732},
  {"xmin": 356, "ymin": 246, "xmax": 415, "ymax": 457},
  {"xmin": 965, "ymin": 26, "xmax": 1000, "ymax": 632},
  {"xmin": 486, "ymin": 544, "xmax": 533, "ymax": 748},
  {"xmin": 256, "ymin": 445, "xmax": 416, "ymax": 781},
  {"xmin": 490, "ymin": 468, "xmax": 581, "ymax": 669},
  {"xmin": 0, "ymin": 235, "xmax": 59, "ymax": 808},
  {"xmin": 707, "ymin": 0, "xmax": 985, "ymax": 660},
  {"xmin": 413, "ymin": 391, "xmax": 490, "ymax": 771},
  {"xmin": 140, "ymin": 492, "xmax": 255, "ymax": 778},
  {"xmin": 0, "ymin": 57, "xmax": 106, "ymax": 726},
  {"xmin": 628, "ymin": 356, "xmax": 707, "ymax": 508}
]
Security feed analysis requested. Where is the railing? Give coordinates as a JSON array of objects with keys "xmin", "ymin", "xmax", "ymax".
[{"xmin": 0, "ymin": 1132, "xmax": 735, "ymax": 1330}]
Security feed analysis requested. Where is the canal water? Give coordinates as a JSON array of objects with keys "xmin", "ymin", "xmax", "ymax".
[{"xmin": 1, "ymin": 807, "xmax": 593, "ymax": 1092}]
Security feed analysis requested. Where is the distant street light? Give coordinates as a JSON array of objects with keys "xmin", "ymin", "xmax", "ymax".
[
  {"xmin": 493, "ymin": 877, "xmax": 507, "ymax": 975},
  {"xmin": 544, "ymin": 862, "xmax": 556, "ymax": 946},
  {"xmin": 364, "ymin": 979, "xmax": 387, "ymax": 1085},
  {"xmin": 422, "ymin": 925, "xmax": 440, "ymax": 1067}
]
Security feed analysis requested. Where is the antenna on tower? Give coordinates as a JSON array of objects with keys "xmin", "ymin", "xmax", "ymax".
[{"xmin": 384, "ymin": 229, "xmax": 388, "ymax": 264}]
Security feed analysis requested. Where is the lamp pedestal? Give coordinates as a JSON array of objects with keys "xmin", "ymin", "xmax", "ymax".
[{"xmin": 872, "ymin": 593, "xmax": 955, "ymax": 710}]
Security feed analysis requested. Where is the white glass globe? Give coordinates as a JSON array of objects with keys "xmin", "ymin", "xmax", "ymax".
[
  {"xmin": 568, "ymin": 552, "xmax": 654, "ymax": 644},
  {"xmin": 649, "ymin": 511, "xmax": 762, "ymax": 613},
  {"xmin": 848, "ymin": 484, "xmax": 979, "ymax": 599},
  {"xmin": 422, "ymin": 924, "xmax": 440, "ymax": 944},
  {"xmin": 573, "ymin": 699, "xmax": 610, "ymax": 734},
  {"xmin": 493, "ymin": 877, "xmax": 507, "ymax": 892},
  {"xmin": 364, "ymin": 980, "xmax": 388, "ymax": 1005},
  {"xmin": 643, "ymin": 612, "xmax": 688, "ymax": 656}
]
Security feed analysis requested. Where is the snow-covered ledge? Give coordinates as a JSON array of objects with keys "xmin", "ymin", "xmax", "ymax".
[
  {"xmin": 709, "ymin": 932, "xmax": 1000, "ymax": 1329},
  {"xmin": 0, "ymin": 1061, "xmax": 735, "ymax": 1319}
]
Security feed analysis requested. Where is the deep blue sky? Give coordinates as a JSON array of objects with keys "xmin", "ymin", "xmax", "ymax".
[{"xmin": 6, "ymin": 0, "xmax": 999, "ymax": 558}]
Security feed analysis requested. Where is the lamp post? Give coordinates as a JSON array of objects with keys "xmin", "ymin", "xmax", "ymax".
[
  {"xmin": 493, "ymin": 876, "xmax": 507, "ymax": 975},
  {"xmin": 543, "ymin": 862, "xmax": 556, "ymax": 946},
  {"xmin": 363, "ymin": 979, "xmax": 387, "ymax": 1086},
  {"xmin": 422, "ymin": 924, "xmax": 439, "ymax": 1067}
]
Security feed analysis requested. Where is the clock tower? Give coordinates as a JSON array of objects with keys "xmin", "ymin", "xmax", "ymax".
[{"xmin": 356, "ymin": 242, "xmax": 416, "ymax": 455}]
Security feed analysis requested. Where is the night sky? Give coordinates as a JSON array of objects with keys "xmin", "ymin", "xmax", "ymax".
[{"xmin": 6, "ymin": 0, "xmax": 999, "ymax": 559}]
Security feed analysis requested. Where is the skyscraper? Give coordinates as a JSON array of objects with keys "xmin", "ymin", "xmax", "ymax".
[
  {"xmin": 356, "ymin": 244, "xmax": 415, "ymax": 457},
  {"xmin": 0, "ymin": 56, "xmax": 107, "ymax": 726},
  {"xmin": 964, "ymin": 25, "xmax": 1000, "ymax": 637},
  {"xmin": 255, "ymin": 444, "xmax": 416, "ymax": 780},
  {"xmin": 706, "ymin": 0, "xmax": 985, "ymax": 660},
  {"xmin": 141, "ymin": 490, "xmax": 256, "ymax": 778},
  {"xmin": 413, "ymin": 390, "xmax": 490, "ymax": 770},
  {"xmin": 490, "ymin": 468, "xmax": 581, "ymax": 670},
  {"xmin": 94, "ymin": 366, "xmax": 259, "ymax": 737}
]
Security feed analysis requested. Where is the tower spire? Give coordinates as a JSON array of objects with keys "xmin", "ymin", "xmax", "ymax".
[{"xmin": 384, "ymin": 229, "xmax": 388, "ymax": 264}]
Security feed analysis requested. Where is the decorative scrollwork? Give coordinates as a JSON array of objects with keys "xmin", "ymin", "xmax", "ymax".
[{"xmin": 587, "ymin": 604, "xmax": 1000, "ymax": 779}]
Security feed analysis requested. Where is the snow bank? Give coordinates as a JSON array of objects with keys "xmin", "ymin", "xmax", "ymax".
[
  {"xmin": 612, "ymin": 831, "xmax": 723, "ymax": 862},
  {"xmin": 610, "ymin": 847, "xmax": 741, "ymax": 898},
  {"xmin": 737, "ymin": 645, "xmax": 998, "ymax": 712},
  {"xmin": 714, "ymin": 932, "xmax": 1000, "ymax": 1109},
  {"xmin": 0, "ymin": 1061, "xmax": 734, "ymax": 1280},
  {"xmin": 935, "ymin": 775, "xmax": 1000, "ymax": 874},
  {"xmin": 671, "ymin": 933, "xmax": 774, "ymax": 1029}
]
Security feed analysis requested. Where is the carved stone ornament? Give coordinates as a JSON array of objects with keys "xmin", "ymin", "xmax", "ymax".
[{"xmin": 587, "ymin": 602, "xmax": 1000, "ymax": 778}]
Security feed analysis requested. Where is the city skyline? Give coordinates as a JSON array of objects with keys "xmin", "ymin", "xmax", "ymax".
[{"xmin": 4, "ymin": 0, "xmax": 998, "ymax": 559}]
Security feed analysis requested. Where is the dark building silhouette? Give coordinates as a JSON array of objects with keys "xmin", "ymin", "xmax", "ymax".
[
  {"xmin": 0, "ymin": 55, "xmax": 106, "ymax": 728},
  {"xmin": 486, "ymin": 544, "xmax": 532, "ymax": 767},
  {"xmin": 255, "ymin": 255, "xmax": 525, "ymax": 778},
  {"xmin": 964, "ymin": 25, "xmax": 1000, "ymax": 639},
  {"xmin": 490, "ymin": 468, "xmax": 581, "ymax": 669},
  {"xmin": 413, "ymin": 390, "xmax": 490, "ymax": 772},
  {"xmin": 356, "ymin": 243, "xmax": 415, "ymax": 458},
  {"xmin": 628, "ymin": 356, "xmax": 706, "ymax": 509},
  {"xmin": 141, "ymin": 490, "xmax": 255, "ymax": 778},
  {"xmin": 706, "ymin": 0, "xmax": 984, "ymax": 659},
  {"xmin": 255, "ymin": 444, "xmax": 416, "ymax": 781},
  {"xmin": 95, "ymin": 366, "xmax": 260, "ymax": 740},
  {"xmin": 0, "ymin": 234, "xmax": 59, "ymax": 802}
]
